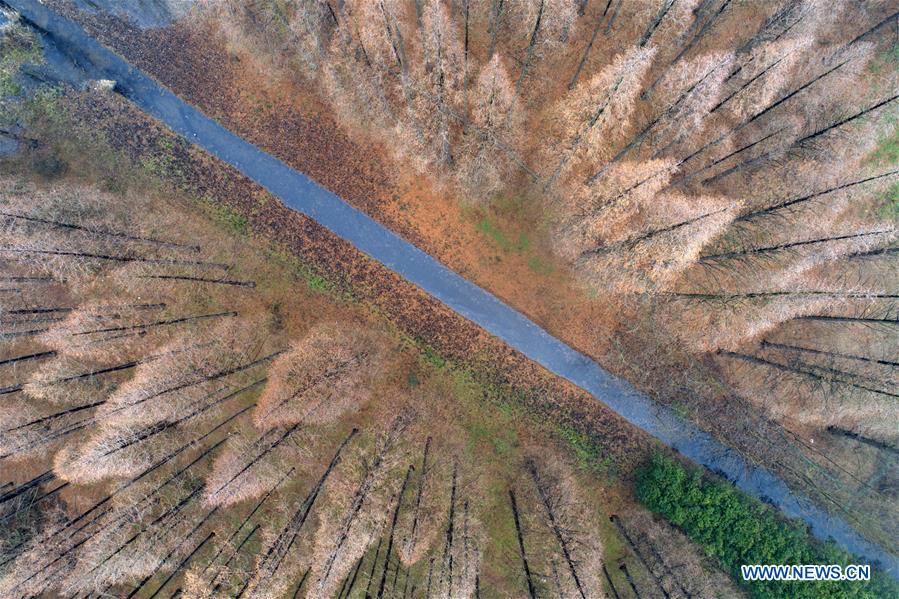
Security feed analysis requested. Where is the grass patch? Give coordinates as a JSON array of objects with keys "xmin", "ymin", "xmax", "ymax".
[
  {"xmin": 141, "ymin": 136, "xmax": 186, "ymax": 180},
  {"xmin": 878, "ymin": 181, "xmax": 899, "ymax": 222},
  {"xmin": 305, "ymin": 273, "xmax": 330, "ymax": 291},
  {"xmin": 0, "ymin": 22, "xmax": 40, "ymax": 97},
  {"xmin": 465, "ymin": 419, "xmax": 516, "ymax": 456},
  {"xmin": 2, "ymin": 83, "xmax": 65, "ymax": 138},
  {"xmin": 636, "ymin": 453, "xmax": 898, "ymax": 599},
  {"xmin": 867, "ymin": 43, "xmax": 899, "ymax": 76},
  {"xmin": 867, "ymin": 108, "xmax": 898, "ymax": 166},
  {"xmin": 527, "ymin": 253, "xmax": 554, "ymax": 275},
  {"xmin": 421, "ymin": 345, "xmax": 447, "ymax": 368},
  {"xmin": 199, "ymin": 194, "xmax": 249, "ymax": 235},
  {"xmin": 476, "ymin": 216, "xmax": 530, "ymax": 252},
  {"xmin": 465, "ymin": 193, "xmax": 564, "ymax": 286},
  {"xmin": 261, "ymin": 245, "xmax": 343, "ymax": 296},
  {"xmin": 670, "ymin": 399, "xmax": 690, "ymax": 420},
  {"xmin": 406, "ymin": 370, "xmax": 420, "ymax": 387},
  {"xmin": 557, "ymin": 424, "xmax": 616, "ymax": 478},
  {"xmin": 468, "ymin": 194, "xmax": 543, "ymax": 255}
]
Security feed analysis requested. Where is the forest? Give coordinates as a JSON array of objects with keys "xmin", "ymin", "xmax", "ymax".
[
  {"xmin": 212, "ymin": 0, "xmax": 899, "ymax": 437},
  {"xmin": 1, "ymin": 0, "xmax": 897, "ymax": 597},
  {"xmin": 0, "ymin": 59, "xmax": 754, "ymax": 596},
  {"xmin": 0, "ymin": 114, "xmax": 760, "ymax": 598},
  {"xmin": 198, "ymin": 0, "xmax": 898, "ymax": 562}
]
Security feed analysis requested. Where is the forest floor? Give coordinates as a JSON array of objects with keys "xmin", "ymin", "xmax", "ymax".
[{"xmin": 35, "ymin": 0, "xmax": 896, "ymax": 555}]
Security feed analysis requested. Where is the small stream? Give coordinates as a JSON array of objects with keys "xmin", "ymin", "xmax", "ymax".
[{"xmin": 4, "ymin": 0, "xmax": 896, "ymax": 579}]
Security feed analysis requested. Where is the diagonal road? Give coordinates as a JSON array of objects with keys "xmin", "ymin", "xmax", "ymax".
[{"xmin": 5, "ymin": 0, "xmax": 896, "ymax": 578}]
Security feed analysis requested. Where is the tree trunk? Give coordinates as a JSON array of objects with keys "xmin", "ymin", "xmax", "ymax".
[
  {"xmin": 0, "ymin": 350, "xmax": 56, "ymax": 367},
  {"xmin": 611, "ymin": 515, "xmax": 671, "ymax": 599},
  {"xmin": 508, "ymin": 489, "xmax": 536, "ymax": 599},
  {"xmin": 137, "ymin": 274, "xmax": 255, "ymax": 287},
  {"xmin": 441, "ymin": 463, "xmax": 458, "ymax": 596},
  {"xmin": 488, "ymin": 0, "xmax": 505, "ymax": 58},
  {"xmin": 827, "ymin": 426, "xmax": 899, "ymax": 456},
  {"xmin": 365, "ymin": 536, "xmax": 384, "ymax": 597},
  {"xmin": 569, "ymin": 15, "xmax": 603, "ymax": 90},
  {"xmin": 515, "ymin": 0, "xmax": 546, "ymax": 97},
  {"xmin": 762, "ymin": 340, "xmax": 899, "ymax": 368},
  {"xmin": 678, "ymin": 127, "xmax": 783, "ymax": 183},
  {"xmin": 248, "ymin": 429, "xmax": 359, "ymax": 594},
  {"xmin": 0, "ymin": 210, "xmax": 199, "ymax": 251},
  {"xmin": 618, "ymin": 563, "xmax": 643, "ymax": 598},
  {"xmin": 377, "ymin": 464, "xmax": 415, "ymax": 598},
  {"xmin": 638, "ymin": 0, "xmax": 676, "ymax": 48},
  {"xmin": 718, "ymin": 351, "xmax": 899, "ymax": 398},
  {"xmin": 699, "ymin": 229, "xmax": 891, "ymax": 262},
  {"xmin": 526, "ymin": 460, "xmax": 588, "ymax": 598},
  {"xmin": 735, "ymin": 169, "xmax": 899, "ymax": 223},
  {"xmin": 404, "ymin": 437, "xmax": 431, "ymax": 556},
  {"xmin": 602, "ymin": 564, "xmax": 622, "ymax": 599},
  {"xmin": 0, "ymin": 247, "xmax": 228, "ymax": 269},
  {"xmin": 796, "ymin": 93, "xmax": 899, "ymax": 146}
]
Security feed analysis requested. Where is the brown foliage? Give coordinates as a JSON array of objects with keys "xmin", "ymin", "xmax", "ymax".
[{"xmin": 253, "ymin": 322, "xmax": 381, "ymax": 431}]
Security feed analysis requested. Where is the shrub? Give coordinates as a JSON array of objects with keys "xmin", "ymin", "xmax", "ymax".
[{"xmin": 635, "ymin": 453, "xmax": 898, "ymax": 598}]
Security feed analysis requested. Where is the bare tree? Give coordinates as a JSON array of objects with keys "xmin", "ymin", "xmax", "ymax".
[
  {"xmin": 253, "ymin": 323, "xmax": 380, "ymax": 431},
  {"xmin": 545, "ymin": 46, "xmax": 655, "ymax": 189}
]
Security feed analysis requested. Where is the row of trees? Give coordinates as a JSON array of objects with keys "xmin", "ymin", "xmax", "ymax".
[
  {"xmin": 212, "ymin": 0, "xmax": 899, "ymax": 565},
  {"xmin": 214, "ymin": 0, "xmax": 895, "ymax": 297},
  {"xmin": 0, "ymin": 175, "xmax": 639, "ymax": 597},
  {"xmin": 7, "ymin": 2, "xmax": 897, "ymax": 587},
  {"xmin": 213, "ymin": 1, "xmax": 897, "ymax": 454}
]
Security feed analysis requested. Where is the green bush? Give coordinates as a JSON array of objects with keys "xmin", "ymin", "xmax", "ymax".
[{"xmin": 635, "ymin": 453, "xmax": 897, "ymax": 598}]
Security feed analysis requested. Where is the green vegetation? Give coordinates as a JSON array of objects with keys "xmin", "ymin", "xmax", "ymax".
[
  {"xmin": 6, "ymin": 83, "xmax": 64, "ymax": 128},
  {"xmin": 141, "ymin": 136, "xmax": 186, "ymax": 180},
  {"xmin": 420, "ymin": 344, "xmax": 447, "ymax": 368},
  {"xmin": 867, "ymin": 42, "xmax": 899, "ymax": 75},
  {"xmin": 476, "ymin": 216, "xmax": 530, "ymax": 252},
  {"xmin": 0, "ymin": 22, "xmax": 40, "ymax": 97},
  {"xmin": 557, "ymin": 424, "xmax": 616, "ymax": 478},
  {"xmin": 199, "ymin": 194, "xmax": 249, "ymax": 234},
  {"xmin": 526, "ymin": 253, "xmax": 554, "ymax": 274},
  {"xmin": 669, "ymin": 399, "xmax": 691, "ymax": 420},
  {"xmin": 636, "ymin": 453, "xmax": 898, "ymax": 599},
  {"xmin": 878, "ymin": 181, "xmax": 899, "ymax": 222},
  {"xmin": 262, "ymin": 245, "xmax": 342, "ymax": 296},
  {"xmin": 870, "ymin": 115, "xmax": 899, "ymax": 167},
  {"xmin": 472, "ymin": 205, "xmax": 557, "ymax": 275}
]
